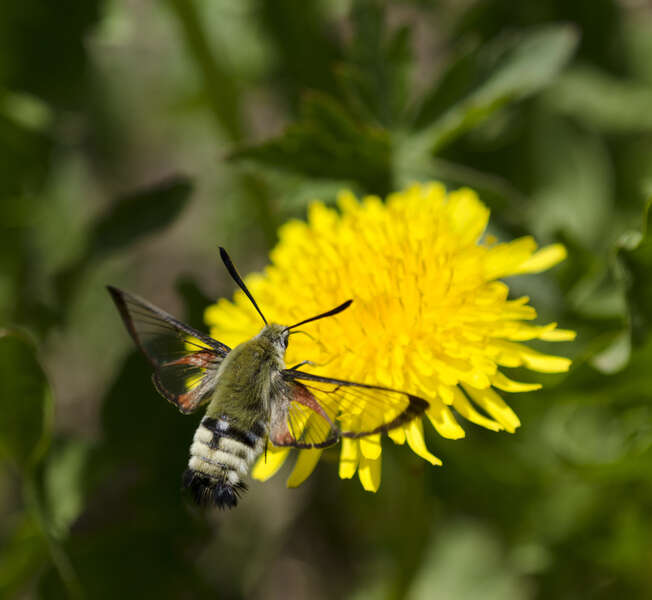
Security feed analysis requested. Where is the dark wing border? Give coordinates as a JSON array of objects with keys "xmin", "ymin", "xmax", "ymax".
[
  {"xmin": 108, "ymin": 286, "xmax": 230, "ymax": 413},
  {"xmin": 269, "ymin": 380, "xmax": 341, "ymax": 449},
  {"xmin": 281, "ymin": 368, "xmax": 429, "ymax": 443},
  {"xmin": 107, "ymin": 286, "xmax": 229, "ymax": 366}
]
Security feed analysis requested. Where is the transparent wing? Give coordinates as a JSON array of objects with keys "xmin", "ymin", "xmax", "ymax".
[
  {"xmin": 268, "ymin": 381, "xmax": 340, "ymax": 449},
  {"xmin": 272, "ymin": 369, "xmax": 429, "ymax": 449},
  {"xmin": 108, "ymin": 286, "xmax": 229, "ymax": 414}
]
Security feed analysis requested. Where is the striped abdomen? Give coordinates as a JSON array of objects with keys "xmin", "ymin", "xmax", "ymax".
[{"xmin": 183, "ymin": 416, "xmax": 266, "ymax": 508}]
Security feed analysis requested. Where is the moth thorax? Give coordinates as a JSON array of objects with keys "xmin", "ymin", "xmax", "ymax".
[{"xmin": 184, "ymin": 415, "xmax": 266, "ymax": 508}]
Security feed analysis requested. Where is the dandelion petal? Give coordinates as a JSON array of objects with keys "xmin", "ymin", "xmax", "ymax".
[
  {"xmin": 252, "ymin": 446, "xmax": 290, "ymax": 481},
  {"xmin": 287, "ymin": 449, "xmax": 323, "ymax": 488},
  {"xmin": 427, "ymin": 402, "xmax": 465, "ymax": 439},
  {"xmin": 388, "ymin": 426, "xmax": 406, "ymax": 445},
  {"xmin": 514, "ymin": 243, "xmax": 567, "ymax": 274},
  {"xmin": 405, "ymin": 420, "xmax": 442, "ymax": 466},
  {"xmin": 492, "ymin": 371, "xmax": 542, "ymax": 392},
  {"xmin": 451, "ymin": 386, "xmax": 503, "ymax": 432},
  {"xmin": 358, "ymin": 454, "xmax": 382, "ymax": 492},
  {"xmin": 463, "ymin": 384, "xmax": 521, "ymax": 433},
  {"xmin": 359, "ymin": 434, "xmax": 382, "ymax": 460},
  {"xmin": 339, "ymin": 438, "xmax": 359, "ymax": 479}
]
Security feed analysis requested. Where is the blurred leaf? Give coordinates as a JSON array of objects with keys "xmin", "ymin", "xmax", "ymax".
[
  {"xmin": 89, "ymin": 175, "xmax": 192, "ymax": 259},
  {"xmin": 406, "ymin": 520, "xmax": 529, "ymax": 600},
  {"xmin": 335, "ymin": 24, "xmax": 412, "ymax": 127},
  {"xmin": 0, "ymin": 512, "xmax": 47, "ymax": 598},
  {"xmin": 0, "ymin": 115, "xmax": 52, "ymax": 201},
  {"xmin": 336, "ymin": 1, "xmax": 412, "ymax": 126},
  {"xmin": 55, "ymin": 175, "xmax": 192, "ymax": 309},
  {"xmin": 528, "ymin": 113, "xmax": 612, "ymax": 248},
  {"xmin": 0, "ymin": 101, "xmax": 55, "ymax": 332},
  {"xmin": 231, "ymin": 93, "xmax": 392, "ymax": 195},
  {"xmin": 168, "ymin": 0, "xmax": 244, "ymax": 140},
  {"xmin": 413, "ymin": 40, "xmax": 482, "ymax": 129},
  {"xmin": 626, "ymin": 16, "xmax": 652, "ymax": 85},
  {"xmin": 398, "ymin": 24, "xmax": 578, "ymax": 161},
  {"xmin": 0, "ymin": 0, "xmax": 102, "ymax": 108},
  {"xmin": 617, "ymin": 199, "xmax": 652, "ymax": 346},
  {"xmin": 0, "ymin": 90, "xmax": 53, "ymax": 132},
  {"xmin": 275, "ymin": 175, "xmax": 355, "ymax": 212},
  {"xmin": 590, "ymin": 329, "xmax": 631, "ymax": 374},
  {"xmin": 175, "ymin": 275, "xmax": 213, "ymax": 331},
  {"xmin": 452, "ymin": 0, "xmax": 625, "ymax": 74},
  {"xmin": 254, "ymin": 0, "xmax": 341, "ymax": 105},
  {"xmin": 38, "ymin": 353, "xmax": 213, "ymax": 599},
  {"xmin": 0, "ymin": 331, "xmax": 52, "ymax": 469},
  {"xmin": 545, "ymin": 66, "xmax": 652, "ymax": 133},
  {"xmin": 43, "ymin": 438, "xmax": 90, "ymax": 540}
]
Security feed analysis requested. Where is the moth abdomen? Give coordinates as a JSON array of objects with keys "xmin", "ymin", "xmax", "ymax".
[
  {"xmin": 184, "ymin": 415, "xmax": 266, "ymax": 508},
  {"xmin": 182, "ymin": 469, "xmax": 246, "ymax": 508}
]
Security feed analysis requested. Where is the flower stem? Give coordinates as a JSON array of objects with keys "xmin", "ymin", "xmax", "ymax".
[
  {"xmin": 167, "ymin": 0, "xmax": 277, "ymax": 246},
  {"xmin": 24, "ymin": 475, "xmax": 84, "ymax": 599}
]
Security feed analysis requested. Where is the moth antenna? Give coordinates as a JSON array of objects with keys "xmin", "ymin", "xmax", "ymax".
[
  {"xmin": 219, "ymin": 247, "xmax": 268, "ymax": 325},
  {"xmin": 288, "ymin": 329, "xmax": 317, "ymax": 341},
  {"xmin": 286, "ymin": 300, "xmax": 353, "ymax": 331}
]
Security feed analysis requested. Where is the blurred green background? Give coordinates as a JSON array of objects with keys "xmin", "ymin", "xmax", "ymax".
[{"xmin": 2, "ymin": 0, "xmax": 652, "ymax": 598}]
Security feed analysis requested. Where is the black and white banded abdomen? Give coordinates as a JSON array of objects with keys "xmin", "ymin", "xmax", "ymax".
[{"xmin": 183, "ymin": 416, "xmax": 266, "ymax": 508}]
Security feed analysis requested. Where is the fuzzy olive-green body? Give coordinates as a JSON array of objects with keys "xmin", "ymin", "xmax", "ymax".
[
  {"xmin": 205, "ymin": 325, "xmax": 286, "ymax": 427},
  {"xmin": 184, "ymin": 324, "xmax": 290, "ymax": 506}
]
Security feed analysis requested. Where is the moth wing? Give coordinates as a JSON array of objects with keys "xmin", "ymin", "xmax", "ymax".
[
  {"xmin": 108, "ymin": 286, "xmax": 229, "ymax": 414},
  {"xmin": 269, "ymin": 380, "xmax": 340, "ymax": 449},
  {"xmin": 272, "ymin": 369, "xmax": 429, "ymax": 449}
]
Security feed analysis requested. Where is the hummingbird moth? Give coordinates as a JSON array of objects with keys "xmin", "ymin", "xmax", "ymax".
[{"xmin": 108, "ymin": 248, "xmax": 428, "ymax": 508}]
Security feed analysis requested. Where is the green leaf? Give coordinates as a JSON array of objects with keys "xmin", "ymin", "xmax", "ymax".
[
  {"xmin": 43, "ymin": 439, "xmax": 90, "ymax": 540},
  {"xmin": 407, "ymin": 521, "xmax": 528, "ymax": 600},
  {"xmin": 0, "ymin": 331, "xmax": 52, "ymax": 469},
  {"xmin": 618, "ymin": 199, "xmax": 652, "ymax": 346},
  {"xmin": 37, "ymin": 352, "xmax": 213, "ymax": 599},
  {"xmin": 545, "ymin": 66, "xmax": 652, "ymax": 133},
  {"xmin": 398, "ymin": 24, "xmax": 578, "ymax": 162},
  {"xmin": 55, "ymin": 175, "xmax": 192, "ymax": 309},
  {"xmin": 528, "ymin": 113, "xmax": 613, "ymax": 249},
  {"xmin": 336, "ymin": 0, "xmax": 412, "ymax": 126},
  {"xmin": 167, "ymin": 0, "xmax": 245, "ymax": 140},
  {"xmin": 412, "ymin": 40, "xmax": 482, "ymax": 129},
  {"xmin": 230, "ymin": 93, "xmax": 392, "ymax": 195},
  {"xmin": 0, "ymin": 512, "xmax": 48, "ymax": 598},
  {"xmin": 590, "ymin": 329, "xmax": 631, "ymax": 375},
  {"xmin": 0, "ymin": 115, "xmax": 52, "ymax": 202},
  {"xmin": 0, "ymin": 0, "xmax": 102, "ymax": 109},
  {"xmin": 88, "ymin": 175, "xmax": 192, "ymax": 260},
  {"xmin": 254, "ymin": 0, "xmax": 341, "ymax": 104}
]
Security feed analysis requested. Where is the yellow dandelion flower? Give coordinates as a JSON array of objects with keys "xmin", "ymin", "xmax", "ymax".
[{"xmin": 205, "ymin": 182, "xmax": 575, "ymax": 492}]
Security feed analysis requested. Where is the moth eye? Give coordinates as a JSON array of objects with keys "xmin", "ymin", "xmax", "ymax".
[{"xmin": 283, "ymin": 336, "xmax": 289, "ymax": 349}]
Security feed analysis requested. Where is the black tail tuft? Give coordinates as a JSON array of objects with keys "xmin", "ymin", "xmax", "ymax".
[{"xmin": 183, "ymin": 469, "xmax": 247, "ymax": 509}]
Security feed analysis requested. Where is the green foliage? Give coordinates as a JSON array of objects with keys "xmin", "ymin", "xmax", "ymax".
[
  {"xmin": 54, "ymin": 176, "xmax": 192, "ymax": 320},
  {"xmin": 0, "ymin": 0, "xmax": 102, "ymax": 108},
  {"xmin": 0, "ymin": 513, "xmax": 47, "ymax": 599},
  {"xmin": 89, "ymin": 176, "xmax": 193, "ymax": 259},
  {"xmin": 0, "ymin": 332, "xmax": 52, "ymax": 469},
  {"xmin": 547, "ymin": 66, "xmax": 652, "ymax": 133},
  {"xmin": 255, "ymin": 0, "xmax": 342, "ymax": 105},
  {"xmin": 618, "ymin": 199, "xmax": 652, "ymax": 346},
  {"xmin": 232, "ymin": 22, "xmax": 578, "ymax": 200},
  {"xmin": 231, "ymin": 92, "xmax": 392, "ymax": 194},
  {"xmin": 2, "ymin": 0, "xmax": 652, "ymax": 598},
  {"xmin": 408, "ymin": 25, "xmax": 579, "ymax": 154}
]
